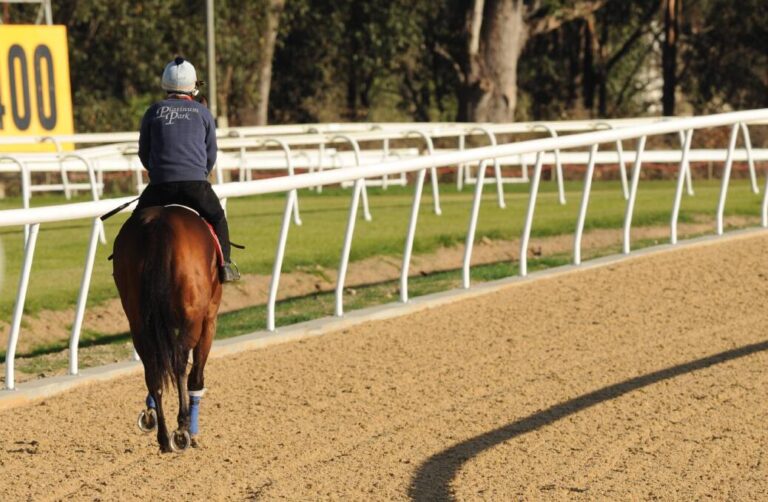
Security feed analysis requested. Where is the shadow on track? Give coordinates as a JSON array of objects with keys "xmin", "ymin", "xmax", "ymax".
[{"xmin": 409, "ymin": 339, "xmax": 768, "ymax": 501}]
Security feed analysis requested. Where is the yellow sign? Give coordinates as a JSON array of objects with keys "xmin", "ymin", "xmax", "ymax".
[{"xmin": 0, "ymin": 25, "xmax": 73, "ymax": 151}]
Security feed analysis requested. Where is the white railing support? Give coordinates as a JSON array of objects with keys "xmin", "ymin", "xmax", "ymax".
[
  {"xmin": 457, "ymin": 134, "xmax": 466, "ymax": 191},
  {"xmin": 256, "ymin": 138, "xmax": 302, "ymax": 226},
  {"xmin": 59, "ymin": 154, "xmax": 106, "ymax": 244},
  {"xmin": 716, "ymin": 124, "xmax": 741, "ymax": 235},
  {"xmin": 462, "ymin": 159, "xmax": 490, "ymax": 289},
  {"xmin": 381, "ymin": 136, "xmax": 391, "ymax": 189},
  {"xmin": 68, "ymin": 217, "xmax": 102, "ymax": 375},
  {"xmin": 573, "ymin": 144, "xmax": 600, "ymax": 265},
  {"xmin": 329, "ymin": 135, "xmax": 371, "ymax": 222},
  {"xmin": 335, "ymin": 178, "xmax": 365, "ymax": 317},
  {"xmin": 369, "ymin": 125, "xmax": 398, "ymax": 189},
  {"xmin": 762, "ymin": 173, "xmax": 768, "ymax": 228},
  {"xmin": 4, "ymin": 223, "xmax": 40, "ymax": 390},
  {"xmin": 519, "ymin": 152, "xmax": 545, "ymax": 277},
  {"xmin": 306, "ymin": 127, "xmax": 325, "ymax": 193},
  {"xmin": 0, "ymin": 156, "xmax": 31, "ymax": 242},
  {"xmin": 467, "ymin": 126, "xmax": 506, "ymax": 209},
  {"xmin": 595, "ymin": 123, "xmax": 629, "ymax": 200},
  {"xmin": 227, "ymin": 129, "xmax": 247, "ymax": 181},
  {"xmin": 266, "ymin": 189, "xmax": 299, "ymax": 331},
  {"xmin": 533, "ymin": 124, "xmax": 566, "ymax": 205},
  {"xmin": 671, "ymin": 129, "xmax": 694, "ymax": 245},
  {"xmin": 399, "ymin": 131, "xmax": 435, "ymax": 303},
  {"xmin": 622, "ymin": 136, "xmax": 648, "ymax": 254},
  {"xmin": 739, "ymin": 122, "xmax": 759, "ymax": 194},
  {"xmin": 676, "ymin": 130, "xmax": 695, "ymax": 196},
  {"xmin": 41, "ymin": 136, "xmax": 69, "ymax": 198}
]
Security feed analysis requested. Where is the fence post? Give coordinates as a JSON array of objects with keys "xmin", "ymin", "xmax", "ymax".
[
  {"xmin": 462, "ymin": 159, "xmax": 490, "ymax": 288},
  {"xmin": 519, "ymin": 152, "xmax": 545, "ymax": 277},
  {"xmin": 68, "ymin": 217, "xmax": 102, "ymax": 374},
  {"xmin": 573, "ymin": 144, "xmax": 599, "ymax": 265},
  {"xmin": 532, "ymin": 124, "xmax": 565, "ymax": 205},
  {"xmin": 335, "ymin": 178, "xmax": 365, "ymax": 317},
  {"xmin": 330, "ymin": 135, "xmax": 371, "ymax": 222},
  {"xmin": 670, "ymin": 129, "xmax": 694, "ymax": 245},
  {"xmin": 399, "ymin": 131, "xmax": 435, "ymax": 303},
  {"xmin": 622, "ymin": 136, "xmax": 647, "ymax": 254},
  {"xmin": 258, "ymin": 138, "xmax": 302, "ymax": 226},
  {"xmin": 716, "ymin": 124, "xmax": 740, "ymax": 235},
  {"xmin": 5, "ymin": 223, "xmax": 40, "ymax": 390},
  {"xmin": 267, "ymin": 190, "xmax": 299, "ymax": 331},
  {"xmin": 595, "ymin": 122, "xmax": 629, "ymax": 200}
]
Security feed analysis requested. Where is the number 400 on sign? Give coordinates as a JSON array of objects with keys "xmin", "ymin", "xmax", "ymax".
[{"xmin": 0, "ymin": 25, "xmax": 74, "ymax": 139}]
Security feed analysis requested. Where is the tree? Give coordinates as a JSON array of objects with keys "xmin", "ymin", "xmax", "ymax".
[
  {"xmin": 254, "ymin": 0, "xmax": 286, "ymax": 125},
  {"xmin": 58, "ymin": 1, "xmax": 204, "ymax": 132},
  {"xmin": 450, "ymin": 0, "xmax": 608, "ymax": 122},
  {"xmin": 681, "ymin": 0, "xmax": 768, "ymax": 113},
  {"xmin": 661, "ymin": 0, "xmax": 680, "ymax": 115}
]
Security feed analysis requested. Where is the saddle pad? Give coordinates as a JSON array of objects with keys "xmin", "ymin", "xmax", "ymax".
[{"xmin": 165, "ymin": 204, "xmax": 224, "ymax": 266}]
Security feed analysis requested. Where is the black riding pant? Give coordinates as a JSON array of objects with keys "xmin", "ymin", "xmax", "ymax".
[{"xmin": 135, "ymin": 181, "xmax": 232, "ymax": 262}]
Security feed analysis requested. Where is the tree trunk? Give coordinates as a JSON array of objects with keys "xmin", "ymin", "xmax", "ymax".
[
  {"xmin": 344, "ymin": 4, "xmax": 364, "ymax": 120},
  {"xmin": 255, "ymin": 0, "xmax": 285, "ymax": 126},
  {"xmin": 582, "ymin": 16, "xmax": 596, "ymax": 112},
  {"xmin": 662, "ymin": 0, "xmax": 679, "ymax": 116},
  {"xmin": 457, "ymin": 0, "xmax": 607, "ymax": 122},
  {"xmin": 218, "ymin": 65, "xmax": 233, "ymax": 125},
  {"xmin": 597, "ymin": 16, "xmax": 608, "ymax": 116},
  {"xmin": 459, "ymin": 0, "xmax": 527, "ymax": 122},
  {"xmin": 566, "ymin": 22, "xmax": 581, "ymax": 110}
]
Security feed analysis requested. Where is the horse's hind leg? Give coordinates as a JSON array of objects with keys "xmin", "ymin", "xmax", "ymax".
[
  {"xmin": 145, "ymin": 370, "xmax": 172, "ymax": 453},
  {"xmin": 187, "ymin": 317, "xmax": 216, "ymax": 446},
  {"xmin": 175, "ymin": 348, "xmax": 191, "ymax": 430}
]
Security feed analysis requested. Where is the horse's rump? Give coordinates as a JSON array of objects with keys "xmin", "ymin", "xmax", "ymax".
[{"xmin": 114, "ymin": 206, "xmax": 219, "ymax": 389}]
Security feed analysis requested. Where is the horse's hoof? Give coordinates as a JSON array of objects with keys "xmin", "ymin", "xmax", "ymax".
[
  {"xmin": 169, "ymin": 429, "xmax": 191, "ymax": 452},
  {"xmin": 137, "ymin": 409, "xmax": 157, "ymax": 433}
]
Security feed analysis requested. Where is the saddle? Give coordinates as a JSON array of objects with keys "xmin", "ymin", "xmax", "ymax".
[{"xmin": 166, "ymin": 204, "xmax": 224, "ymax": 266}]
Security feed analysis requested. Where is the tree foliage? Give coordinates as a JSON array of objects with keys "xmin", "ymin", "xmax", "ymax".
[
  {"xmin": 681, "ymin": 0, "xmax": 768, "ymax": 113},
  {"xmin": 3, "ymin": 0, "xmax": 763, "ymax": 130}
]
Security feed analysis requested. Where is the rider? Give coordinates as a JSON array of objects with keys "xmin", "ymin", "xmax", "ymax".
[{"xmin": 136, "ymin": 56, "xmax": 240, "ymax": 282}]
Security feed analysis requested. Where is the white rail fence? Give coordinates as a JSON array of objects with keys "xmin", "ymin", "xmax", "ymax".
[
  {"xmin": 1, "ymin": 108, "xmax": 767, "ymax": 391},
  {"xmin": 2, "ymin": 117, "xmax": 766, "ymax": 240}
]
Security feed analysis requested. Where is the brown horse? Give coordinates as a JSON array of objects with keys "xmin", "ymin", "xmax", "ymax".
[{"xmin": 113, "ymin": 205, "xmax": 222, "ymax": 452}]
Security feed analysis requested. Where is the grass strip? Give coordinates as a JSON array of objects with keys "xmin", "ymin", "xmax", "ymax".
[{"xmin": 1, "ymin": 179, "xmax": 763, "ymax": 319}]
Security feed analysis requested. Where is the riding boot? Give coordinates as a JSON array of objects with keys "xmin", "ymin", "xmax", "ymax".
[{"xmin": 212, "ymin": 218, "xmax": 240, "ymax": 282}]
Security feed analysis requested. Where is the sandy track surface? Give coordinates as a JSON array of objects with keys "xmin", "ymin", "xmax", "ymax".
[{"xmin": 2, "ymin": 232, "xmax": 768, "ymax": 500}]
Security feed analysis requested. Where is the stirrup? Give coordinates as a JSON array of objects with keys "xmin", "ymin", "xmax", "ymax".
[{"xmin": 220, "ymin": 261, "xmax": 241, "ymax": 283}]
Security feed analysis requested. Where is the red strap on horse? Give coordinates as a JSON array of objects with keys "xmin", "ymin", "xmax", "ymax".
[{"xmin": 204, "ymin": 222, "xmax": 225, "ymax": 266}]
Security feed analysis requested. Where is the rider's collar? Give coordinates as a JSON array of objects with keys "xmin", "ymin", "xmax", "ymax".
[{"xmin": 167, "ymin": 93, "xmax": 194, "ymax": 101}]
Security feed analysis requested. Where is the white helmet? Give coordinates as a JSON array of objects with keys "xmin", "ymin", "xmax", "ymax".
[{"xmin": 161, "ymin": 57, "xmax": 198, "ymax": 94}]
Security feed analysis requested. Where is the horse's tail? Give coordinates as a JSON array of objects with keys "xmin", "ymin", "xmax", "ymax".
[{"xmin": 140, "ymin": 214, "xmax": 182, "ymax": 390}]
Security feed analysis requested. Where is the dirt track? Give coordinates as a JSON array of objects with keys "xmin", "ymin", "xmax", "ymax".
[{"xmin": 2, "ymin": 232, "xmax": 768, "ymax": 500}]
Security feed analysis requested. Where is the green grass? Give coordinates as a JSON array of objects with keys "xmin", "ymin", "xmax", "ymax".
[
  {"xmin": 2, "ymin": 252, "xmax": 573, "ymax": 366},
  {"xmin": 0, "ymin": 179, "xmax": 763, "ymax": 322}
]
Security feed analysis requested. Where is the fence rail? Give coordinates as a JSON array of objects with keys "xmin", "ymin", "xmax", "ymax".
[{"xmin": 1, "ymin": 108, "xmax": 767, "ymax": 391}]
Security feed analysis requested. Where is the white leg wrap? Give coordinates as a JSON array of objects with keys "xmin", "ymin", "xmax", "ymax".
[{"xmin": 188, "ymin": 388, "xmax": 206, "ymax": 397}]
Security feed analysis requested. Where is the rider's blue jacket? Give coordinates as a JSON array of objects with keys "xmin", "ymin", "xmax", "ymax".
[{"xmin": 138, "ymin": 97, "xmax": 217, "ymax": 184}]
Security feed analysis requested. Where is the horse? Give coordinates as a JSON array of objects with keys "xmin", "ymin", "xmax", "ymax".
[{"xmin": 112, "ymin": 205, "xmax": 223, "ymax": 452}]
